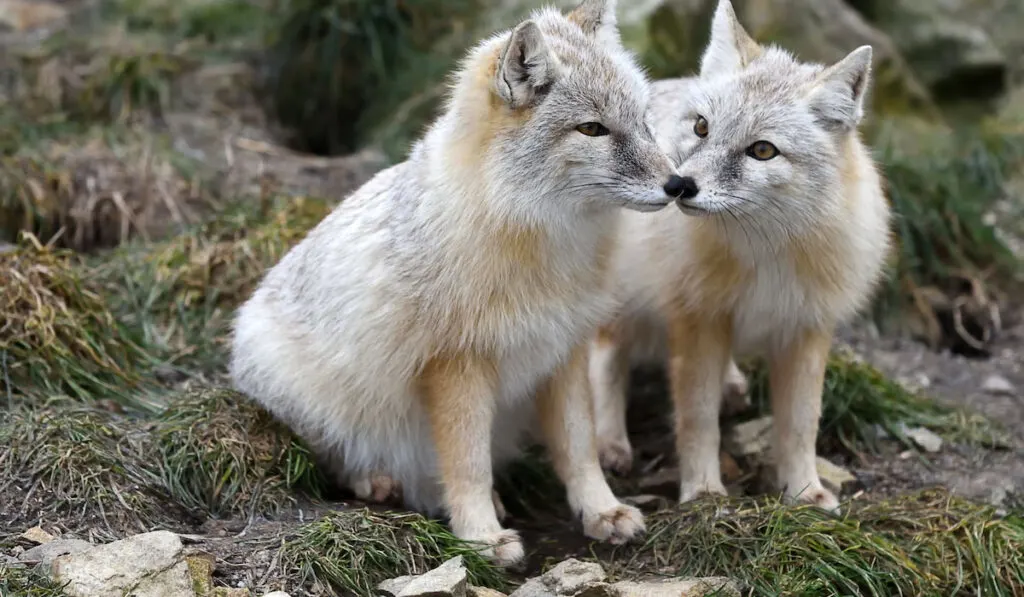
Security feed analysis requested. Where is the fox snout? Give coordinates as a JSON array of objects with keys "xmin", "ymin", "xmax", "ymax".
[{"xmin": 664, "ymin": 175, "xmax": 699, "ymax": 202}]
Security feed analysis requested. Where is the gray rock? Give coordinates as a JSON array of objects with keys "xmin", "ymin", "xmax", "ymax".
[
  {"xmin": 724, "ymin": 416, "xmax": 774, "ymax": 457},
  {"xmin": 510, "ymin": 559, "xmax": 607, "ymax": 597},
  {"xmin": 903, "ymin": 426, "xmax": 944, "ymax": 453},
  {"xmin": 50, "ymin": 530, "xmax": 186, "ymax": 597},
  {"xmin": 467, "ymin": 587, "xmax": 507, "ymax": 597},
  {"xmin": 613, "ymin": 578, "xmax": 740, "ymax": 597},
  {"xmin": 379, "ymin": 556, "xmax": 468, "ymax": 597},
  {"xmin": 18, "ymin": 538, "xmax": 94, "ymax": 570},
  {"xmin": 982, "ymin": 375, "xmax": 1015, "ymax": 396}
]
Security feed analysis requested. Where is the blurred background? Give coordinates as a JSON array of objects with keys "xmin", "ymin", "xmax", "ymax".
[{"xmin": 2, "ymin": 2, "xmax": 1024, "ymax": 595}]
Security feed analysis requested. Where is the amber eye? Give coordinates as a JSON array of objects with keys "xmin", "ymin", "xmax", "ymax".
[
  {"xmin": 693, "ymin": 116, "xmax": 709, "ymax": 138},
  {"xmin": 747, "ymin": 140, "xmax": 779, "ymax": 161},
  {"xmin": 576, "ymin": 122, "xmax": 610, "ymax": 137}
]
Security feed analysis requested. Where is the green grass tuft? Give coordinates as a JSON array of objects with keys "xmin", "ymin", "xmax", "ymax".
[
  {"xmin": 283, "ymin": 508, "xmax": 507, "ymax": 596},
  {"xmin": 747, "ymin": 350, "xmax": 1008, "ymax": 455},
  {"xmin": 153, "ymin": 386, "xmax": 324, "ymax": 517},
  {"xmin": 609, "ymin": 489, "xmax": 1024, "ymax": 596},
  {"xmin": 0, "ymin": 235, "xmax": 156, "ymax": 409},
  {"xmin": 0, "ymin": 565, "xmax": 68, "ymax": 597}
]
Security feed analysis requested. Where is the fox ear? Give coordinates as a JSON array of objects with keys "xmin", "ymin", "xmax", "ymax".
[
  {"xmin": 699, "ymin": 0, "xmax": 762, "ymax": 78},
  {"xmin": 568, "ymin": 0, "xmax": 620, "ymax": 45},
  {"xmin": 495, "ymin": 21, "xmax": 558, "ymax": 109},
  {"xmin": 808, "ymin": 45, "xmax": 873, "ymax": 131}
]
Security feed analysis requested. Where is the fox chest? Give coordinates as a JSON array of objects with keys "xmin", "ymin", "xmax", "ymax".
[{"xmin": 727, "ymin": 262, "xmax": 830, "ymax": 356}]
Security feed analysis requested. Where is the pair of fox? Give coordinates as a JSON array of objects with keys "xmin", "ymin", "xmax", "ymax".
[{"xmin": 230, "ymin": 0, "xmax": 892, "ymax": 567}]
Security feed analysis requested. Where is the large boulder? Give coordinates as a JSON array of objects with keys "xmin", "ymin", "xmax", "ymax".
[{"xmin": 624, "ymin": 0, "xmax": 938, "ymax": 120}]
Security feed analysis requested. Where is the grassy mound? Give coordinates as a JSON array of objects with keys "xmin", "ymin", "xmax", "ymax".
[
  {"xmin": 747, "ymin": 350, "xmax": 1008, "ymax": 455},
  {"xmin": 93, "ymin": 194, "xmax": 332, "ymax": 373},
  {"xmin": 0, "ymin": 236, "xmax": 155, "ymax": 407},
  {"xmin": 283, "ymin": 508, "xmax": 506, "ymax": 596},
  {"xmin": 609, "ymin": 489, "xmax": 1024, "ymax": 596},
  {"xmin": 153, "ymin": 386, "xmax": 324, "ymax": 517},
  {"xmin": 0, "ymin": 400, "xmax": 179, "ymax": 538}
]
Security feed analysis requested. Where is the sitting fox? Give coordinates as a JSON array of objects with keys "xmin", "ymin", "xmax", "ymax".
[
  {"xmin": 589, "ymin": 0, "xmax": 893, "ymax": 511},
  {"xmin": 229, "ymin": 0, "xmax": 684, "ymax": 566}
]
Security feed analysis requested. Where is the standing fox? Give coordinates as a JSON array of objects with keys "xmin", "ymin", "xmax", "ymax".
[
  {"xmin": 229, "ymin": 0, "xmax": 683, "ymax": 566},
  {"xmin": 589, "ymin": 0, "xmax": 892, "ymax": 511}
]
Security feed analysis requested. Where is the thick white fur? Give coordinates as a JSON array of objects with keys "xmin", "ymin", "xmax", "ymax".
[
  {"xmin": 589, "ymin": 0, "xmax": 892, "ymax": 510},
  {"xmin": 230, "ymin": 0, "xmax": 676, "ymax": 566}
]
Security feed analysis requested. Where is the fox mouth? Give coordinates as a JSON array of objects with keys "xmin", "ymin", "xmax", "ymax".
[
  {"xmin": 674, "ymin": 199, "xmax": 715, "ymax": 216},
  {"xmin": 628, "ymin": 199, "xmax": 671, "ymax": 213}
]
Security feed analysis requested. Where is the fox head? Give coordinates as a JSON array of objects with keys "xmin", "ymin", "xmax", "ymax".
[
  {"xmin": 441, "ymin": 0, "xmax": 680, "ymax": 217},
  {"xmin": 667, "ymin": 0, "xmax": 874, "ymax": 234}
]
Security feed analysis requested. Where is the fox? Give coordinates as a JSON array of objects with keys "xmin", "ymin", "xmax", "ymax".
[
  {"xmin": 229, "ymin": 0, "xmax": 685, "ymax": 567},
  {"xmin": 588, "ymin": 0, "xmax": 893, "ymax": 512}
]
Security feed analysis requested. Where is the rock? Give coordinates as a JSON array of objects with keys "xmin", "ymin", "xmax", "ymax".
[
  {"xmin": 510, "ymin": 559, "xmax": 607, "ymax": 597},
  {"xmin": 379, "ymin": 556, "xmax": 468, "ymax": 597},
  {"xmin": 20, "ymin": 526, "xmax": 56, "ymax": 545},
  {"xmin": 816, "ymin": 457, "xmax": 857, "ymax": 493},
  {"xmin": 0, "ymin": 241, "xmax": 15, "ymax": 254},
  {"xmin": 723, "ymin": 416, "xmax": 774, "ymax": 457},
  {"xmin": 903, "ymin": 426, "xmax": 943, "ymax": 453},
  {"xmin": 50, "ymin": 531, "xmax": 188, "ymax": 597},
  {"xmin": 467, "ymin": 588, "xmax": 507, "ymax": 597},
  {"xmin": 0, "ymin": 0, "xmax": 67, "ymax": 32},
  {"xmin": 613, "ymin": 577, "xmax": 740, "ymax": 597},
  {"xmin": 18, "ymin": 538, "xmax": 93, "ymax": 570},
  {"xmin": 982, "ymin": 375, "xmax": 1015, "ymax": 396}
]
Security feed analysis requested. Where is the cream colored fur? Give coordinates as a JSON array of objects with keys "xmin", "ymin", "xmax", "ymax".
[
  {"xmin": 229, "ymin": 0, "xmax": 679, "ymax": 567},
  {"xmin": 589, "ymin": 0, "xmax": 893, "ymax": 512}
]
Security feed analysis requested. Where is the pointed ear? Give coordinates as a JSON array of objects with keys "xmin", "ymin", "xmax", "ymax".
[
  {"xmin": 808, "ymin": 45, "xmax": 873, "ymax": 131},
  {"xmin": 699, "ymin": 0, "xmax": 763, "ymax": 78},
  {"xmin": 495, "ymin": 21, "xmax": 558, "ymax": 110},
  {"xmin": 568, "ymin": 0, "xmax": 620, "ymax": 45}
]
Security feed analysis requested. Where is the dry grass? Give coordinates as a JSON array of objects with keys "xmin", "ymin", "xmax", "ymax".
[
  {"xmin": 0, "ymin": 128, "xmax": 210, "ymax": 252},
  {"xmin": 608, "ymin": 489, "xmax": 1024, "ymax": 596},
  {"xmin": 0, "ymin": 235, "xmax": 156, "ymax": 408},
  {"xmin": 153, "ymin": 386, "xmax": 324, "ymax": 517},
  {"xmin": 282, "ymin": 508, "xmax": 507, "ymax": 597}
]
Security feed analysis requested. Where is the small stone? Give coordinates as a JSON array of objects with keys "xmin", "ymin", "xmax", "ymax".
[
  {"xmin": 816, "ymin": 457, "xmax": 856, "ymax": 493},
  {"xmin": 613, "ymin": 577, "xmax": 740, "ymax": 597},
  {"xmin": 510, "ymin": 559, "xmax": 606, "ymax": 597},
  {"xmin": 903, "ymin": 426, "xmax": 943, "ymax": 453},
  {"xmin": 724, "ymin": 416, "xmax": 774, "ymax": 457},
  {"xmin": 20, "ymin": 526, "xmax": 56, "ymax": 545},
  {"xmin": 982, "ymin": 375, "xmax": 1015, "ymax": 396},
  {"xmin": 379, "ymin": 556, "xmax": 468, "ymax": 597},
  {"xmin": 467, "ymin": 587, "xmax": 507, "ymax": 597},
  {"xmin": 19, "ymin": 538, "xmax": 93, "ymax": 570}
]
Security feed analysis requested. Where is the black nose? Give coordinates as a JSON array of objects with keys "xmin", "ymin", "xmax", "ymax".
[{"xmin": 663, "ymin": 175, "xmax": 699, "ymax": 200}]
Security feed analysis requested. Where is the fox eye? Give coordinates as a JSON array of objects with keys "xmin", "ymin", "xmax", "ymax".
[
  {"xmin": 576, "ymin": 122, "xmax": 610, "ymax": 137},
  {"xmin": 693, "ymin": 116, "xmax": 709, "ymax": 138},
  {"xmin": 747, "ymin": 140, "xmax": 779, "ymax": 161}
]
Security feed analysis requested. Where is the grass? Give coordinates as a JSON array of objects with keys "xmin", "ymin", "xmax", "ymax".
[
  {"xmin": 746, "ymin": 350, "xmax": 1008, "ymax": 456},
  {"xmin": 0, "ymin": 566, "xmax": 68, "ymax": 597},
  {"xmin": 0, "ymin": 235, "xmax": 157, "ymax": 409},
  {"xmin": 92, "ymin": 193, "xmax": 331, "ymax": 373},
  {"xmin": 0, "ymin": 399, "xmax": 180, "ymax": 539},
  {"xmin": 152, "ymin": 386, "xmax": 324, "ymax": 517},
  {"xmin": 608, "ymin": 489, "xmax": 1024, "ymax": 596},
  {"xmin": 282, "ymin": 508, "xmax": 507, "ymax": 597}
]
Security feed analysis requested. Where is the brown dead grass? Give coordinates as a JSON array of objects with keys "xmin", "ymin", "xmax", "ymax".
[{"xmin": 0, "ymin": 129, "xmax": 212, "ymax": 252}]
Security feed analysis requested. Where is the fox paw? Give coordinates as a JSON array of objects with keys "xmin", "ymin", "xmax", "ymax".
[
  {"xmin": 786, "ymin": 485, "xmax": 841, "ymax": 514},
  {"xmin": 582, "ymin": 504, "xmax": 646, "ymax": 545},
  {"xmin": 465, "ymin": 529, "xmax": 525, "ymax": 568},
  {"xmin": 679, "ymin": 480, "xmax": 728, "ymax": 504},
  {"xmin": 350, "ymin": 474, "xmax": 402, "ymax": 504},
  {"xmin": 597, "ymin": 437, "xmax": 634, "ymax": 476}
]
